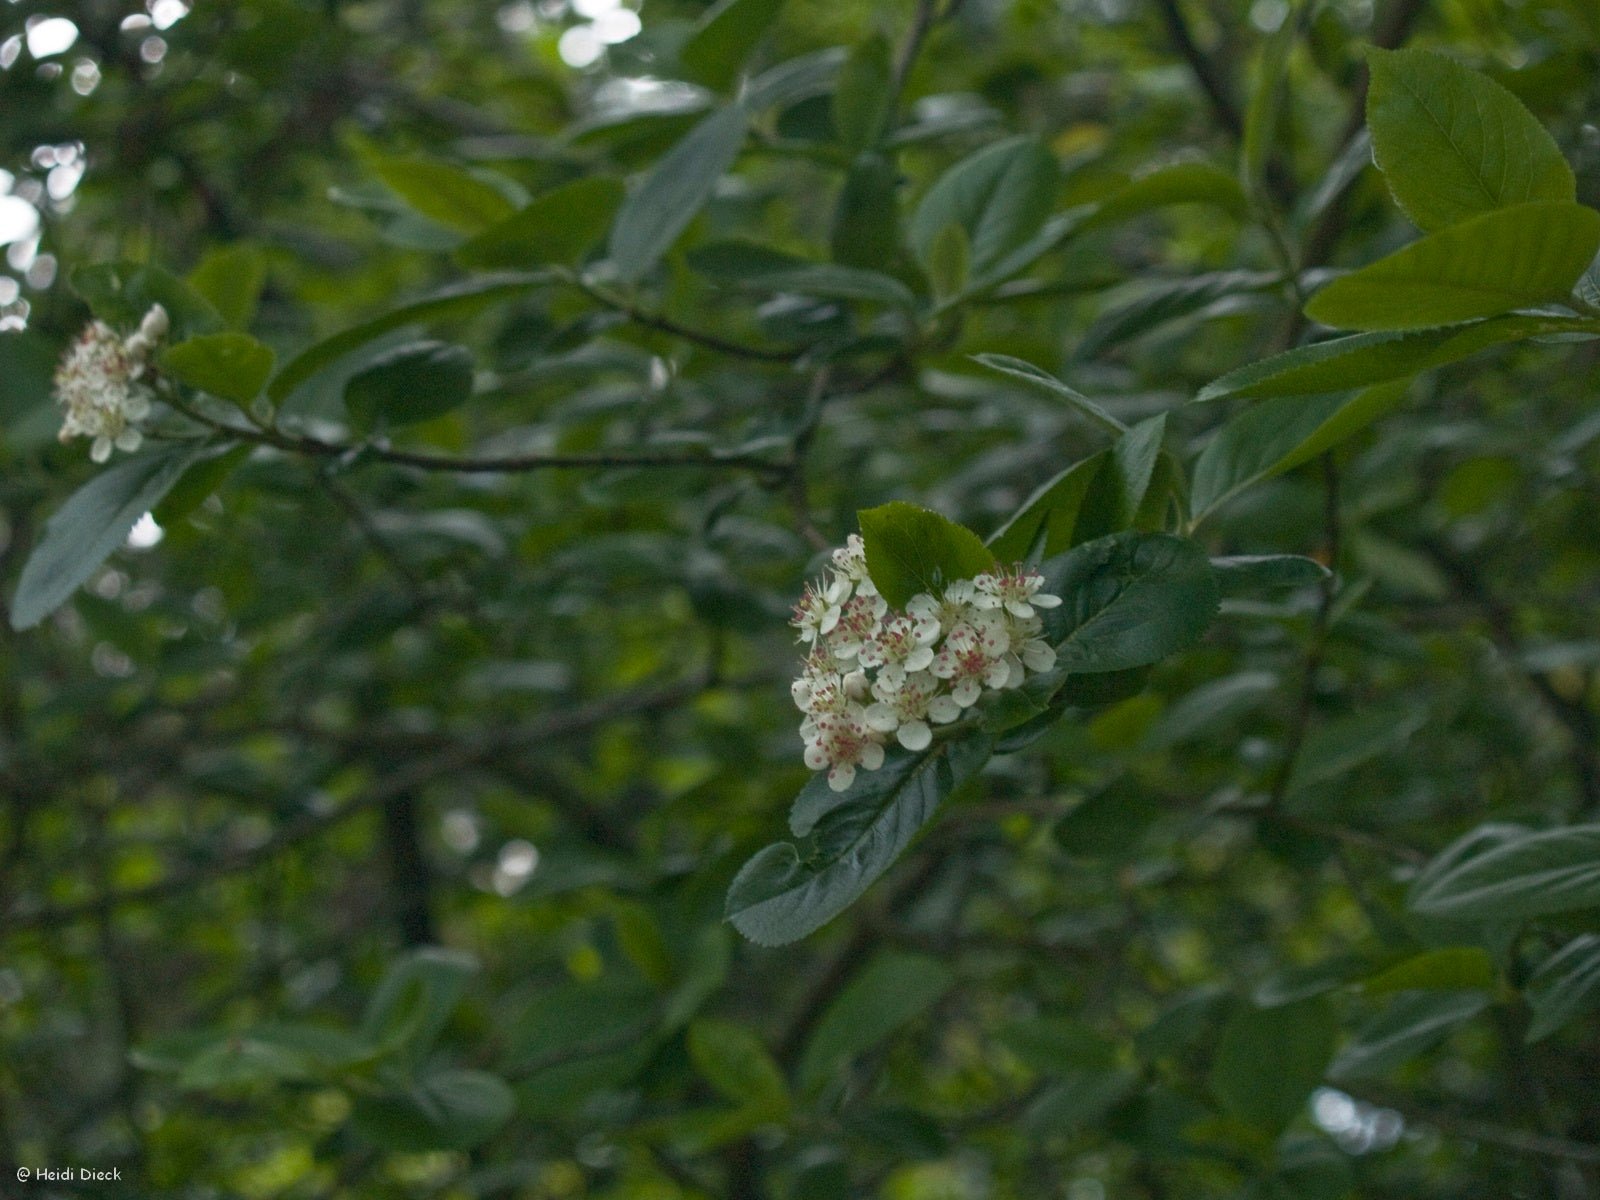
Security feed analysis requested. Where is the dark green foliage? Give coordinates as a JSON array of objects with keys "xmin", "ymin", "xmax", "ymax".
[{"xmin": 4, "ymin": 2, "xmax": 1600, "ymax": 1197}]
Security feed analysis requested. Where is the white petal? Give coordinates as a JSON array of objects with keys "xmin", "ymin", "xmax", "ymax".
[
  {"xmin": 896, "ymin": 721, "xmax": 932, "ymax": 751},
  {"xmin": 90, "ymin": 436, "xmax": 112, "ymax": 463},
  {"xmin": 905, "ymin": 647, "xmax": 934, "ymax": 672},
  {"xmin": 952, "ymin": 679, "xmax": 980, "ymax": 707},
  {"xmin": 1023, "ymin": 642, "xmax": 1056, "ymax": 672},
  {"xmin": 928, "ymin": 695, "xmax": 961, "ymax": 724},
  {"xmin": 115, "ymin": 428, "xmax": 143, "ymax": 452},
  {"xmin": 827, "ymin": 764, "xmax": 855, "ymax": 792},
  {"xmin": 140, "ymin": 303, "xmax": 169, "ymax": 340},
  {"xmin": 860, "ymin": 742, "xmax": 885, "ymax": 770},
  {"xmin": 1006, "ymin": 598, "xmax": 1034, "ymax": 618},
  {"xmin": 986, "ymin": 659, "xmax": 1014, "ymax": 689},
  {"xmin": 804, "ymin": 743, "xmax": 829, "ymax": 769},
  {"xmin": 864, "ymin": 703, "xmax": 899, "ymax": 733},
  {"xmin": 1031, "ymin": 592, "xmax": 1062, "ymax": 609}
]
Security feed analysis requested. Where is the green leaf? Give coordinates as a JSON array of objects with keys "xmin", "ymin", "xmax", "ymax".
[
  {"xmin": 797, "ymin": 951, "xmax": 953, "ymax": 1094},
  {"xmin": 789, "ymin": 744, "xmax": 926, "ymax": 839},
  {"xmin": 990, "ymin": 416, "xmax": 1169, "ymax": 562},
  {"xmin": 725, "ymin": 735, "xmax": 992, "ymax": 946},
  {"xmin": 73, "ymin": 261, "xmax": 223, "ymax": 341},
  {"xmin": 1366, "ymin": 48, "xmax": 1575, "ymax": 233},
  {"xmin": 924, "ymin": 223, "xmax": 970, "ymax": 299},
  {"xmin": 344, "ymin": 340, "xmax": 474, "ymax": 430},
  {"xmin": 187, "ymin": 244, "xmax": 268, "ymax": 330},
  {"xmin": 1197, "ymin": 315, "xmax": 1586, "ymax": 401},
  {"xmin": 1144, "ymin": 670, "xmax": 1279, "ymax": 750},
  {"xmin": 1054, "ymin": 781, "xmax": 1164, "ymax": 860},
  {"xmin": 160, "ymin": 332, "xmax": 275, "ymax": 405},
  {"xmin": 359, "ymin": 946, "xmax": 477, "ymax": 1056},
  {"xmin": 1210, "ymin": 997, "xmax": 1337, "ymax": 1132},
  {"xmin": 1526, "ymin": 935, "xmax": 1600, "ymax": 1043},
  {"xmin": 858, "ymin": 501, "xmax": 997, "ymax": 610},
  {"xmin": 1191, "ymin": 381, "xmax": 1409, "ymax": 520},
  {"xmin": 1075, "ymin": 271, "xmax": 1280, "ymax": 361},
  {"xmin": 735, "ymin": 262, "xmax": 919, "ymax": 312},
  {"xmin": 153, "ymin": 443, "xmax": 252, "ymax": 526},
  {"xmin": 686, "ymin": 1019, "xmax": 789, "ymax": 1112},
  {"xmin": 742, "ymin": 45, "xmax": 844, "ymax": 110},
  {"xmin": 833, "ymin": 35, "xmax": 892, "ymax": 151},
  {"xmin": 268, "ymin": 273, "xmax": 548, "ymax": 403},
  {"xmin": 11, "ymin": 443, "xmax": 206, "ymax": 631},
  {"xmin": 680, "ymin": 0, "xmax": 785, "ymax": 91},
  {"xmin": 455, "ymin": 177, "xmax": 625, "ymax": 269},
  {"xmin": 988, "ymin": 453, "xmax": 1106, "ymax": 563},
  {"xmin": 1239, "ymin": 4, "xmax": 1297, "ymax": 194},
  {"xmin": 1303, "ymin": 203, "xmax": 1600, "ymax": 331},
  {"xmin": 608, "ymin": 105, "xmax": 748, "ymax": 283},
  {"xmin": 1078, "ymin": 414, "xmax": 1167, "ymax": 540},
  {"xmin": 1252, "ymin": 956, "xmax": 1370, "ymax": 1008},
  {"xmin": 1080, "ymin": 160, "xmax": 1249, "ymax": 231},
  {"xmin": 369, "ymin": 155, "xmax": 516, "ymax": 233},
  {"xmin": 1329, "ymin": 991, "xmax": 1488, "ymax": 1081},
  {"xmin": 1284, "ymin": 701, "xmax": 1428, "ymax": 795},
  {"xmin": 1408, "ymin": 824, "xmax": 1600, "ymax": 922},
  {"xmin": 133, "ymin": 1023, "xmax": 372, "ymax": 1089},
  {"xmin": 908, "ymin": 137, "xmax": 1057, "ymax": 278},
  {"xmin": 504, "ymin": 977, "xmax": 656, "ymax": 1074},
  {"xmin": 1038, "ymin": 533, "xmax": 1220, "ymax": 673},
  {"xmin": 1211, "ymin": 555, "xmax": 1330, "ymax": 599},
  {"xmin": 830, "ymin": 152, "xmax": 904, "ymax": 269},
  {"xmin": 352, "ymin": 1068, "xmax": 514, "ymax": 1151},
  {"xmin": 970, "ymin": 353, "xmax": 1127, "ymax": 436},
  {"xmin": 170, "ymin": 1023, "xmax": 373, "ymax": 1089},
  {"xmin": 996, "ymin": 1017, "xmax": 1117, "ymax": 1073},
  {"xmin": 1363, "ymin": 948, "xmax": 1495, "ymax": 995}
]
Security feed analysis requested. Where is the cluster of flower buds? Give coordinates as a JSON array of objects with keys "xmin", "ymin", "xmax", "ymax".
[
  {"xmin": 54, "ymin": 304, "xmax": 168, "ymax": 463},
  {"xmin": 790, "ymin": 534, "xmax": 1063, "ymax": 791}
]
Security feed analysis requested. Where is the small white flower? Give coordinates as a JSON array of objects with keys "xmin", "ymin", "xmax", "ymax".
[
  {"xmin": 824, "ymin": 591, "xmax": 888, "ymax": 663},
  {"xmin": 857, "ymin": 612, "xmax": 940, "ymax": 674},
  {"xmin": 996, "ymin": 612, "xmax": 1057, "ymax": 684},
  {"xmin": 54, "ymin": 310, "xmax": 167, "ymax": 463},
  {"xmin": 908, "ymin": 578, "xmax": 988, "ymax": 634},
  {"xmin": 791, "ymin": 582, "xmax": 841, "ymax": 644},
  {"xmin": 864, "ymin": 670, "xmax": 961, "ymax": 751},
  {"xmin": 973, "ymin": 567, "xmax": 1062, "ymax": 620},
  {"xmin": 930, "ymin": 615, "xmax": 1013, "ymax": 706},
  {"xmin": 830, "ymin": 533, "xmax": 878, "ymax": 597},
  {"xmin": 790, "ymin": 540, "xmax": 1062, "ymax": 784},
  {"xmin": 804, "ymin": 709, "xmax": 887, "ymax": 792}
]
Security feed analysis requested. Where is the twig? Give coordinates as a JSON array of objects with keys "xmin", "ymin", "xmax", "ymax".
[
  {"xmin": 559, "ymin": 272, "xmax": 798, "ymax": 363},
  {"xmin": 1151, "ymin": 0, "xmax": 1244, "ymax": 139},
  {"xmin": 1353, "ymin": 1090, "xmax": 1600, "ymax": 1166},
  {"xmin": 164, "ymin": 396, "xmax": 791, "ymax": 481}
]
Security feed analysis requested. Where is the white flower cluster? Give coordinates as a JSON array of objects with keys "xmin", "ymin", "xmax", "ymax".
[
  {"xmin": 54, "ymin": 304, "xmax": 168, "ymax": 463},
  {"xmin": 790, "ymin": 534, "xmax": 1063, "ymax": 792}
]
